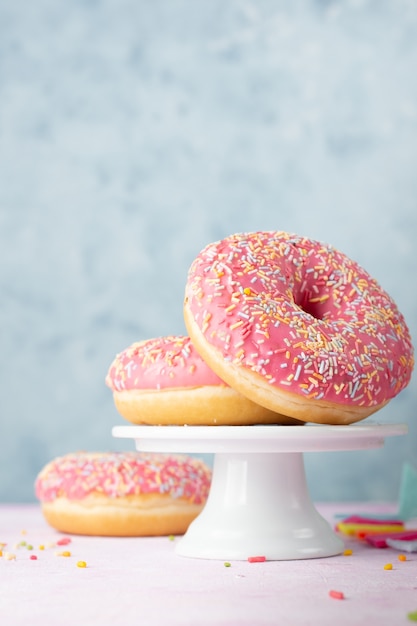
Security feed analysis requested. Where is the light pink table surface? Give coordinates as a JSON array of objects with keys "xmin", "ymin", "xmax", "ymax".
[{"xmin": 1, "ymin": 503, "xmax": 416, "ymax": 626}]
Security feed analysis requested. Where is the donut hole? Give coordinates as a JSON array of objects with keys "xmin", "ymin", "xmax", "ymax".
[{"xmin": 292, "ymin": 289, "xmax": 329, "ymax": 322}]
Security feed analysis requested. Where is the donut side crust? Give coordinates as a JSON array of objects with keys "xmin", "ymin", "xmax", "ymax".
[
  {"xmin": 41, "ymin": 493, "xmax": 205, "ymax": 536},
  {"xmin": 113, "ymin": 384, "xmax": 302, "ymax": 426},
  {"xmin": 184, "ymin": 301, "xmax": 387, "ymax": 425}
]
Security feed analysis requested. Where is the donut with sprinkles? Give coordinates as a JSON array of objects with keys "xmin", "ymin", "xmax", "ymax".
[
  {"xmin": 184, "ymin": 231, "xmax": 414, "ymax": 425},
  {"xmin": 35, "ymin": 451, "xmax": 212, "ymax": 536},
  {"xmin": 106, "ymin": 335, "xmax": 300, "ymax": 425}
]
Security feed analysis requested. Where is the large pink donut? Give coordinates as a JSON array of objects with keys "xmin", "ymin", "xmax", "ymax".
[{"xmin": 184, "ymin": 231, "xmax": 414, "ymax": 425}]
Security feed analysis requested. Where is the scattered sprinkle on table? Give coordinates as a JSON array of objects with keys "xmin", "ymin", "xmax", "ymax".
[
  {"xmin": 383, "ymin": 563, "xmax": 393, "ymax": 570},
  {"xmin": 408, "ymin": 611, "xmax": 417, "ymax": 622},
  {"xmin": 77, "ymin": 561, "xmax": 87, "ymax": 568},
  {"xmin": 398, "ymin": 554, "xmax": 407, "ymax": 561},
  {"xmin": 248, "ymin": 556, "xmax": 266, "ymax": 563},
  {"xmin": 329, "ymin": 590, "xmax": 345, "ymax": 600},
  {"xmin": 56, "ymin": 537, "xmax": 72, "ymax": 546},
  {"xmin": 224, "ymin": 562, "xmax": 231, "ymax": 568},
  {"xmin": 30, "ymin": 555, "xmax": 38, "ymax": 560},
  {"xmin": 56, "ymin": 550, "xmax": 71, "ymax": 557},
  {"xmin": 343, "ymin": 549, "xmax": 353, "ymax": 556}
]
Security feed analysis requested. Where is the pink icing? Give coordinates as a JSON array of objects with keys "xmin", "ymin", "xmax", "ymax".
[
  {"xmin": 35, "ymin": 452, "xmax": 212, "ymax": 504},
  {"xmin": 185, "ymin": 231, "xmax": 414, "ymax": 408},
  {"xmin": 106, "ymin": 335, "xmax": 227, "ymax": 392}
]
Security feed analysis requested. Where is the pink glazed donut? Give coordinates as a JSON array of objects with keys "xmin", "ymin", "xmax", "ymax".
[
  {"xmin": 106, "ymin": 335, "xmax": 299, "ymax": 425},
  {"xmin": 184, "ymin": 231, "xmax": 414, "ymax": 425},
  {"xmin": 35, "ymin": 451, "xmax": 212, "ymax": 536}
]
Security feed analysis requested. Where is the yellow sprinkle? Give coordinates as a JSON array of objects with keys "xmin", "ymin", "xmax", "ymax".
[
  {"xmin": 384, "ymin": 563, "xmax": 393, "ymax": 570},
  {"xmin": 0, "ymin": 550, "xmax": 3, "ymax": 557},
  {"xmin": 243, "ymin": 288, "xmax": 251, "ymax": 296},
  {"xmin": 39, "ymin": 545, "xmax": 45, "ymax": 551},
  {"xmin": 224, "ymin": 562, "xmax": 231, "ymax": 568},
  {"xmin": 56, "ymin": 550, "xmax": 71, "ymax": 557},
  {"xmin": 343, "ymin": 549, "xmax": 353, "ymax": 556},
  {"xmin": 77, "ymin": 561, "xmax": 87, "ymax": 568},
  {"xmin": 398, "ymin": 554, "xmax": 407, "ymax": 562},
  {"xmin": 168, "ymin": 535, "xmax": 175, "ymax": 541}
]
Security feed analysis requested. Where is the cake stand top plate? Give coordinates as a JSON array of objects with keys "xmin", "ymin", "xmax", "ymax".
[{"xmin": 112, "ymin": 422, "xmax": 407, "ymax": 454}]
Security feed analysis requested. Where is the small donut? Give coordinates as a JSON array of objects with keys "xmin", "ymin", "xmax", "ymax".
[
  {"xmin": 35, "ymin": 451, "xmax": 212, "ymax": 536},
  {"xmin": 106, "ymin": 335, "xmax": 300, "ymax": 425},
  {"xmin": 184, "ymin": 231, "xmax": 414, "ymax": 425}
]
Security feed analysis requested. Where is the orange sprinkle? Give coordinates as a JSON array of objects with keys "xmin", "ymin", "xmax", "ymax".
[
  {"xmin": 343, "ymin": 549, "xmax": 353, "ymax": 556},
  {"xmin": 398, "ymin": 554, "xmax": 407, "ymax": 562}
]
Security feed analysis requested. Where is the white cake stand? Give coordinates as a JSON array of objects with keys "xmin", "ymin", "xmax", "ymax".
[{"xmin": 112, "ymin": 423, "xmax": 407, "ymax": 561}]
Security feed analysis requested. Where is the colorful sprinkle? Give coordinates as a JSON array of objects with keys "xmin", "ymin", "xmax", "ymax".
[
  {"xmin": 383, "ymin": 563, "xmax": 393, "ymax": 570},
  {"xmin": 77, "ymin": 561, "xmax": 87, "ymax": 568},
  {"xmin": 343, "ymin": 549, "xmax": 353, "ymax": 556},
  {"xmin": 35, "ymin": 452, "xmax": 211, "ymax": 505},
  {"xmin": 248, "ymin": 556, "xmax": 266, "ymax": 563},
  {"xmin": 224, "ymin": 562, "xmax": 231, "ymax": 567},
  {"xmin": 329, "ymin": 590, "xmax": 345, "ymax": 600},
  {"xmin": 398, "ymin": 554, "xmax": 407, "ymax": 561},
  {"xmin": 56, "ymin": 550, "xmax": 71, "ymax": 557},
  {"xmin": 30, "ymin": 555, "xmax": 38, "ymax": 560},
  {"xmin": 56, "ymin": 537, "xmax": 71, "ymax": 546},
  {"xmin": 407, "ymin": 611, "xmax": 417, "ymax": 622}
]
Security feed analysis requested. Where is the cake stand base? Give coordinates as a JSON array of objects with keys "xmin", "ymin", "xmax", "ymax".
[{"xmin": 177, "ymin": 451, "xmax": 343, "ymax": 560}]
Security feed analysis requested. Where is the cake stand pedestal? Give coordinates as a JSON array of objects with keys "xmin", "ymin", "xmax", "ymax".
[{"xmin": 112, "ymin": 423, "xmax": 407, "ymax": 561}]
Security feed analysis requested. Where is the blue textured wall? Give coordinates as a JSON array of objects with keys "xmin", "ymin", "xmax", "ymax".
[{"xmin": 1, "ymin": 0, "xmax": 416, "ymax": 502}]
